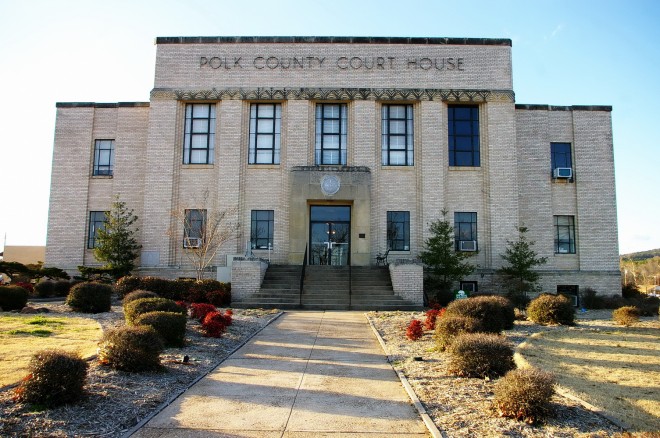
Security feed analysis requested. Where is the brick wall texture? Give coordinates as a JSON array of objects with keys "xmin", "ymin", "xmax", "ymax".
[{"xmin": 45, "ymin": 38, "xmax": 620, "ymax": 298}]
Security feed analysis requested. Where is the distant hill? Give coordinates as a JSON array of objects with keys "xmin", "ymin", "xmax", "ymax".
[{"xmin": 621, "ymin": 248, "xmax": 660, "ymax": 261}]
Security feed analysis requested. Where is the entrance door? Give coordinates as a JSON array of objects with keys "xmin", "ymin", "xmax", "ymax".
[{"xmin": 309, "ymin": 206, "xmax": 350, "ymax": 265}]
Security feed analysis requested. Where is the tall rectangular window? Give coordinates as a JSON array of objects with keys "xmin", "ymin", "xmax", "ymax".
[
  {"xmin": 449, "ymin": 105, "xmax": 480, "ymax": 167},
  {"xmin": 382, "ymin": 104, "xmax": 414, "ymax": 166},
  {"xmin": 387, "ymin": 211, "xmax": 410, "ymax": 251},
  {"xmin": 183, "ymin": 104, "xmax": 216, "ymax": 164},
  {"xmin": 551, "ymin": 142, "xmax": 573, "ymax": 175},
  {"xmin": 554, "ymin": 215, "xmax": 576, "ymax": 254},
  {"xmin": 251, "ymin": 210, "xmax": 274, "ymax": 249},
  {"xmin": 88, "ymin": 211, "xmax": 107, "ymax": 249},
  {"xmin": 93, "ymin": 139, "xmax": 114, "ymax": 176},
  {"xmin": 454, "ymin": 212, "xmax": 477, "ymax": 251},
  {"xmin": 315, "ymin": 104, "xmax": 347, "ymax": 165},
  {"xmin": 249, "ymin": 103, "xmax": 281, "ymax": 164},
  {"xmin": 184, "ymin": 209, "xmax": 206, "ymax": 247}
]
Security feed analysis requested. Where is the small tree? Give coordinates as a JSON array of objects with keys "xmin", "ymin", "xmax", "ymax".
[
  {"xmin": 94, "ymin": 195, "xmax": 142, "ymax": 279},
  {"xmin": 497, "ymin": 226, "xmax": 547, "ymax": 307},
  {"xmin": 420, "ymin": 210, "xmax": 476, "ymax": 304}
]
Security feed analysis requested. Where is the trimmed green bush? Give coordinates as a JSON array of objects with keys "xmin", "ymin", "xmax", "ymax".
[
  {"xmin": 434, "ymin": 315, "xmax": 482, "ymax": 351},
  {"xmin": 493, "ymin": 367, "xmax": 555, "ymax": 423},
  {"xmin": 66, "ymin": 282, "xmax": 112, "ymax": 313},
  {"xmin": 447, "ymin": 332, "xmax": 515, "ymax": 378},
  {"xmin": 123, "ymin": 289, "xmax": 159, "ymax": 304},
  {"xmin": 15, "ymin": 349, "xmax": 88, "ymax": 407},
  {"xmin": 98, "ymin": 325, "xmax": 164, "ymax": 371},
  {"xmin": 444, "ymin": 295, "xmax": 515, "ymax": 333},
  {"xmin": 526, "ymin": 294, "xmax": 575, "ymax": 326},
  {"xmin": 0, "ymin": 285, "xmax": 29, "ymax": 310},
  {"xmin": 135, "ymin": 311, "xmax": 187, "ymax": 347},
  {"xmin": 124, "ymin": 297, "xmax": 186, "ymax": 325},
  {"xmin": 612, "ymin": 306, "xmax": 640, "ymax": 326},
  {"xmin": 54, "ymin": 280, "xmax": 74, "ymax": 297},
  {"xmin": 34, "ymin": 281, "xmax": 56, "ymax": 298},
  {"xmin": 580, "ymin": 287, "xmax": 604, "ymax": 309},
  {"xmin": 114, "ymin": 275, "xmax": 143, "ymax": 298}
]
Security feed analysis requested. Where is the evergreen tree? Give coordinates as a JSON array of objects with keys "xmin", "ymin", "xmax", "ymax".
[
  {"xmin": 420, "ymin": 210, "xmax": 476, "ymax": 304},
  {"xmin": 497, "ymin": 226, "xmax": 547, "ymax": 307},
  {"xmin": 94, "ymin": 196, "xmax": 142, "ymax": 279}
]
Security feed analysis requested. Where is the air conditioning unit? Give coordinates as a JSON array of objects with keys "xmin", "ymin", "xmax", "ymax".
[
  {"xmin": 553, "ymin": 167, "xmax": 573, "ymax": 179},
  {"xmin": 459, "ymin": 240, "xmax": 477, "ymax": 251},
  {"xmin": 183, "ymin": 237, "xmax": 202, "ymax": 248},
  {"xmin": 558, "ymin": 247, "xmax": 569, "ymax": 254}
]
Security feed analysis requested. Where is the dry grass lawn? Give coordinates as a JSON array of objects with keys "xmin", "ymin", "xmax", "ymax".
[
  {"xmin": 518, "ymin": 324, "xmax": 660, "ymax": 432},
  {"xmin": 0, "ymin": 315, "xmax": 102, "ymax": 387}
]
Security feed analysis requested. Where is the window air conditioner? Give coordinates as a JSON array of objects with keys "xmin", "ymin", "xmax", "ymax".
[
  {"xmin": 553, "ymin": 167, "xmax": 572, "ymax": 179},
  {"xmin": 183, "ymin": 237, "xmax": 202, "ymax": 248},
  {"xmin": 459, "ymin": 240, "xmax": 477, "ymax": 251}
]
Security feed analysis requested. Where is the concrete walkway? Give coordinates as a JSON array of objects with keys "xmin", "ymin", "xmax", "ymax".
[{"xmin": 132, "ymin": 311, "xmax": 429, "ymax": 437}]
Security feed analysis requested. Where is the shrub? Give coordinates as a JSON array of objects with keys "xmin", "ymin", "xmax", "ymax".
[
  {"xmin": 53, "ymin": 280, "xmax": 74, "ymax": 297},
  {"xmin": 34, "ymin": 281, "xmax": 55, "ymax": 298},
  {"xmin": 123, "ymin": 297, "xmax": 186, "ymax": 325},
  {"xmin": 631, "ymin": 295, "xmax": 659, "ymax": 317},
  {"xmin": 505, "ymin": 291, "xmax": 531, "ymax": 311},
  {"xmin": 424, "ymin": 308, "xmax": 444, "ymax": 330},
  {"xmin": 190, "ymin": 303, "xmax": 217, "ymax": 321},
  {"xmin": 580, "ymin": 287, "xmax": 604, "ymax": 309},
  {"xmin": 434, "ymin": 315, "xmax": 483, "ymax": 351},
  {"xmin": 15, "ymin": 282, "xmax": 34, "ymax": 294},
  {"xmin": 202, "ymin": 311, "xmax": 232, "ymax": 337},
  {"xmin": 134, "ymin": 311, "xmax": 187, "ymax": 347},
  {"xmin": 123, "ymin": 289, "xmax": 159, "ymax": 304},
  {"xmin": 601, "ymin": 294, "xmax": 628, "ymax": 309},
  {"xmin": 185, "ymin": 280, "xmax": 231, "ymax": 306},
  {"xmin": 406, "ymin": 319, "xmax": 424, "ymax": 340},
  {"xmin": 493, "ymin": 367, "xmax": 555, "ymax": 423},
  {"xmin": 444, "ymin": 295, "xmax": 515, "ymax": 333},
  {"xmin": 527, "ymin": 294, "xmax": 575, "ymax": 326},
  {"xmin": 66, "ymin": 282, "xmax": 112, "ymax": 313},
  {"xmin": 114, "ymin": 275, "xmax": 143, "ymax": 298},
  {"xmin": 447, "ymin": 333, "xmax": 515, "ymax": 378},
  {"xmin": 175, "ymin": 300, "xmax": 189, "ymax": 311},
  {"xmin": 98, "ymin": 325, "xmax": 164, "ymax": 371},
  {"xmin": 15, "ymin": 349, "xmax": 88, "ymax": 407},
  {"xmin": 612, "ymin": 306, "xmax": 640, "ymax": 326},
  {"xmin": 0, "ymin": 285, "xmax": 29, "ymax": 310},
  {"xmin": 622, "ymin": 283, "xmax": 643, "ymax": 300}
]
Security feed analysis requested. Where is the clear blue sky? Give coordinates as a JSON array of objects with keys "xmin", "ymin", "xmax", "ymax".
[{"xmin": 0, "ymin": 0, "xmax": 658, "ymax": 255}]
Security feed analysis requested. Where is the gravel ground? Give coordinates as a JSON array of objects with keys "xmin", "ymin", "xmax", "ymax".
[
  {"xmin": 367, "ymin": 310, "xmax": 629, "ymax": 438},
  {"xmin": 0, "ymin": 300, "xmax": 279, "ymax": 437}
]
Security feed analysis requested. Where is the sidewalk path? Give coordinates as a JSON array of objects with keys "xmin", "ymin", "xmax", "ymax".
[{"xmin": 132, "ymin": 311, "xmax": 429, "ymax": 437}]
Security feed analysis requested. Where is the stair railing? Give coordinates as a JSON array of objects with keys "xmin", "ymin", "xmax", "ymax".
[
  {"xmin": 349, "ymin": 263, "xmax": 352, "ymax": 310},
  {"xmin": 299, "ymin": 244, "xmax": 307, "ymax": 308}
]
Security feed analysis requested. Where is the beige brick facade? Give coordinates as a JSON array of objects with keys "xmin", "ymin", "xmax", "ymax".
[{"xmin": 45, "ymin": 37, "xmax": 620, "ymax": 300}]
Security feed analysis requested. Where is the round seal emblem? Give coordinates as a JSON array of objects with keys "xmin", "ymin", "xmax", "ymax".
[{"xmin": 320, "ymin": 175, "xmax": 340, "ymax": 196}]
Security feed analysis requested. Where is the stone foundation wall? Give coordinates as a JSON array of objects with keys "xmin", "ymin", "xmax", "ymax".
[
  {"xmin": 389, "ymin": 260, "xmax": 423, "ymax": 305},
  {"xmin": 231, "ymin": 259, "xmax": 268, "ymax": 301}
]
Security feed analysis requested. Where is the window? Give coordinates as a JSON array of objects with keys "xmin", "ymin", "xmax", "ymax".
[
  {"xmin": 183, "ymin": 104, "xmax": 216, "ymax": 164},
  {"xmin": 557, "ymin": 285, "xmax": 579, "ymax": 306},
  {"xmin": 251, "ymin": 210, "xmax": 274, "ymax": 249},
  {"xmin": 460, "ymin": 281, "xmax": 478, "ymax": 294},
  {"xmin": 184, "ymin": 209, "xmax": 206, "ymax": 247},
  {"xmin": 93, "ymin": 139, "xmax": 114, "ymax": 176},
  {"xmin": 382, "ymin": 104, "xmax": 413, "ymax": 166},
  {"xmin": 551, "ymin": 142, "xmax": 573, "ymax": 176},
  {"xmin": 554, "ymin": 215, "xmax": 576, "ymax": 254},
  {"xmin": 249, "ymin": 103, "xmax": 281, "ymax": 164},
  {"xmin": 387, "ymin": 211, "xmax": 410, "ymax": 251},
  {"xmin": 87, "ymin": 211, "xmax": 107, "ymax": 249},
  {"xmin": 454, "ymin": 212, "xmax": 477, "ymax": 251},
  {"xmin": 448, "ymin": 105, "xmax": 480, "ymax": 167},
  {"xmin": 315, "ymin": 104, "xmax": 347, "ymax": 165}
]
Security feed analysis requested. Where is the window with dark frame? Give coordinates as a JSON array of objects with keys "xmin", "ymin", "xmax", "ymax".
[
  {"xmin": 554, "ymin": 215, "xmax": 576, "ymax": 254},
  {"xmin": 183, "ymin": 104, "xmax": 215, "ymax": 164},
  {"xmin": 551, "ymin": 142, "xmax": 573, "ymax": 171},
  {"xmin": 386, "ymin": 211, "xmax": 410, "ymax": 251},
  {"xmin": 251, "ymin": 210, "xmax": 274, "ymax": 249},
  {"xmin": 382, "ymin": 104, "xmax": 414, "ymax": 166},
  {"xmin": 87, "ymin": 211, "xmax": 107, "ymax": 249},
  {"xmin": 249, "ymin": 103, "xmax": 281, "ymax": 164},
  {"xmin": 315, "ymin": 103, "xmax": 347, "ymax": 165},
  {"xmin": 460, "ymin": 281, "xmax": 478, "ymax": 294},
  {"xmin": 454, "ymin": 212, "xmax": 478, "ymax": 251},
  {"xmin": 93, "ymin": 139, "xmax": 114, "ymax": 176},
  {"xmin": 184, "ymin": 209, "xmax": 206, "ymax": 245},
  {"xmin": 448, "ymin": 105, "xmax": 480, "ymax": 167}
]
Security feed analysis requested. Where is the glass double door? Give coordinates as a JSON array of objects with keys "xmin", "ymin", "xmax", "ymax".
[{"xmin": 309, "ymin": 206, "xmax": 350, "ymax": 265}]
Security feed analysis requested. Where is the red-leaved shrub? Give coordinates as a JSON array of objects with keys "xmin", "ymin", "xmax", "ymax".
[
  {"xmin": 14, "ymin": 282, "xmax": 34, "ymax": 294},
  {"xmin": 424, "ymin": 308, "xmax": 445, "ymax": 330},
  {"xmin": 175, "ymin": 300, "xmax": 189, "ymax": 311},
  {"xmin": 190, "ymin": 303, "xmax": 216, "ymax": 321},
  {"xmin": 202, "ymin": 311, "xmax": 230, "ymax": 337},
  {"xmin": 406, "ymin": 319, "xmax": 424, "ymax": 341}
]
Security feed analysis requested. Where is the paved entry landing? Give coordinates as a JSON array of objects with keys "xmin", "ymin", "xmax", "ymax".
[{"xmin": 132, "ymin": 311, "xmax": 428, "ymax": 437}]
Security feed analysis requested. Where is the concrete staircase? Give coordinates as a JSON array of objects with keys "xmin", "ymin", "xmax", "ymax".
[{"xmin": 234, "ymin": 264, "xmax": 419, "ymax": 310}]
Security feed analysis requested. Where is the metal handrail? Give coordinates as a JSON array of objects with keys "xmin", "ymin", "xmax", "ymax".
[
  {"xmin": 299, "ymin": 244, "xmax": 307, "ymax": 308},
  {"xmin": 349, "ymin": 263, "xmax": 352, "ymax": 310}
]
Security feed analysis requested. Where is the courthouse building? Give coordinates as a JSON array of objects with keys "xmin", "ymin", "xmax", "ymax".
[{"xmin": 45, "ymin": 36, "xmax": 620, "ymax": 307}]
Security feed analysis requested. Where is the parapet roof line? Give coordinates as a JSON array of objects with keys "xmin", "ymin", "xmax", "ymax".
[{"xmin": 155, "ymin": 36, "xmax": 512, "ymax": 46}]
